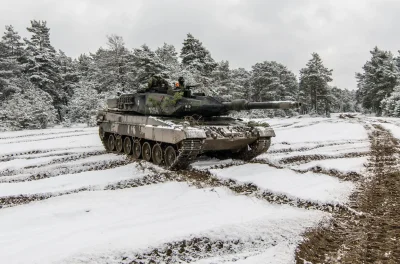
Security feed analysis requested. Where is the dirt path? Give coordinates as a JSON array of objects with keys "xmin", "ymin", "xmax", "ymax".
[{"xmin": 295, "ymin": 124, "xmax": 400, "ymax": 263}]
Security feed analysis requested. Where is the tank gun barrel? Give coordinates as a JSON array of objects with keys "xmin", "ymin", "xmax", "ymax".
[{"xmin": 223, "ymin": 99, "xmax": 301, "ymax": 111}]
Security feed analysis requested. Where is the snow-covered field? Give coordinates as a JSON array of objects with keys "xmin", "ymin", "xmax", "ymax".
[{"xmin": 0, "ymin": 114, "xmax": 398, "ymax": 264}]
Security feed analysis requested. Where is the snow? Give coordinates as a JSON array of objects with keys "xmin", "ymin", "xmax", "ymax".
[
  {"xmin": 0, "ymin": 182, "xmax": 327, "ymax": 264},
  {"xmin": 0, "ymin": 127, "xmax": 91, "ymax": 139},
  {"xmin": 272, "ymin": 122, "xmax": 368, "ymax": 143},
  {"xmin": 290, "ymin": 156, "xmax": 368, "ymax": 173},
  {"xmin": 194, "ymin": 242, "xmax": 297, "ymax": 264},
  {"xmin": 0, "ymin": 133, "xmax": 101, "ymax": 156},
  {"xmin": 0, "ymin": 155, "xmax": 70, "ymax": 171},
  {"xmin": 263, "ymin": 141, "xmax": 370, "ymax": 163},
  {"xmin": 191, "ymin": 158, "xmax": 239, "ymax": 170},
  {"xmin": 379, "ymin": 123, "xmax": 400, "ymax": 140},
  {"xmin": 0, "ymin": 163, "xmax": 143, "ymax": 197},
  {"xmin": 210, "ymin": 164, "xmax": 354, "ymax": 204}
]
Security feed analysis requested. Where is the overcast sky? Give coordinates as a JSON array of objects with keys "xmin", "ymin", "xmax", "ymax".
[{"xmin": 1, "ymin": 0, "xmax": 399, "ymax": 89}]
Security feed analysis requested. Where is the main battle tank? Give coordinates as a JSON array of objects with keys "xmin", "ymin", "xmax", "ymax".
[{"xmin": 97, "ymin": 84, "xmax": 300, "ymax": 170}]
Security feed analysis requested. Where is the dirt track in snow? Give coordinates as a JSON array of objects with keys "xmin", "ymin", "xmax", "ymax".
[{"xmin": 295, "ymin": 122, "xmax": 400, "ymax": 263}]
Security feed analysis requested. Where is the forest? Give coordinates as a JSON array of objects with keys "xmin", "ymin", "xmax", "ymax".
[{"xmin": 0, "ymin": 20, "xmax": 398, "ymax": 131}]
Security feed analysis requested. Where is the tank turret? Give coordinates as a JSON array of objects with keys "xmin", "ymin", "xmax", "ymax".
[{"xmin": 106, "ymin": 89, "xmax": 300, "ymax": 118}]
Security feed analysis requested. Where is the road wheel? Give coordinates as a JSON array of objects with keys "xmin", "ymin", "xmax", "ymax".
[
  {"xmin": 132, "ymin": 140, "xmax": 141, "ymax": 159},
  {"xmin": 123, "ymin": 137, "xmax": 132, "ymax": 155},
  {"xmin": 142, "ymin": 142, "xmax": 152, "ymax": 162},
  {"xmin": 164, "ymin": 146, "xmax": 177, "ymax": 168},
  {"xmin": 152, "ymin": 144, "xmax": 163, "ymax": 165},
  {"xmin": 116, "ymin": 135, "xmax": 123, "ymax": 152},
  {"xmin": 108, "ymin": 134, "xmax": 116, "ymax": 151}
]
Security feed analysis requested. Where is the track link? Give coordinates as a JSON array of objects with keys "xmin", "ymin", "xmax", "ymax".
[{"xmin": 169, "ymin": 139, "xmax": 203, "ymax": 170}]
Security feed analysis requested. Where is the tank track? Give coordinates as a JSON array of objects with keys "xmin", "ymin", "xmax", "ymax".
[
  {"xmin": 227, "ymin": 137, "xmax": 272, "ymax": 161},
  {"xmin": 169, "ymin": 139, "xmax": 203, "ymax": 170},
  {"xmin": 99, "ymin": 129, "xmax": 270, "ymax": 169},
  {"xmin": 99, "ymin": 129, "xmax": 203, "ymax": 171}
]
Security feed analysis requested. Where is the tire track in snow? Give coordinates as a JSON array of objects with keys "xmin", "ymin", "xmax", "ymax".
[
  {"xmin": 268, "ymin": 139, "xmax": 367, "ymax": 154},
  {"xmin": 0, "ymin": 129, "xmax": 86, "ymax": 140},
  {"xmin": 121, "ymin": 237, "xmax": 275, "ymax": 264},
  {"xmin": 0, "ymin": 158, "xmax": 130, "ymax": 183},
  {"xmin": 0, "ymin": 146, "xmax": 101, "ymax": 162},
  {"xmin": 173, "ymin": 168, "xmax": 350, "ymax": 214},
  {"xmin": 0, "ymin": 151, "xmax": 106, "ymax": 177},
  {"xmin": 276, "ymin": 151, "xmax": 369, "ymax": 165},
  {"xmin": 0, "ymin": 164, "xmax": 163, "ymax": 208},
  {"xmin": 249, "ymin": 159, "xmax": 364, "ymax": 182},
  {"xmin": 0, "ymin": 160, "xmax": 347, "ymax": 214},
  {"xmin": 0, "ymin": 132, "xmax": 95, "ymax": 144}
]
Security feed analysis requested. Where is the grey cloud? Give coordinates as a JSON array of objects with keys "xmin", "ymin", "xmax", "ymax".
[{"xmin": 1, "ymin": 0, "xmax": 400, "ymax": 89}]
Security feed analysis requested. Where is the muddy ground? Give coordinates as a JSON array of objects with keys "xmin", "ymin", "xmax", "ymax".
[{"xmin": 295, "ymin": 124, "xmax": 400, "ymax": 263}]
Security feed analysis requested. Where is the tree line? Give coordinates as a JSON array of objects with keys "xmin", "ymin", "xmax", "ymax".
[{"xmin": 0, "ymin": 20, "xmax": 358, "ymax": 130}]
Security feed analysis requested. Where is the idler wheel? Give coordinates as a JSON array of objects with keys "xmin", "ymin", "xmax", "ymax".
[
  {"xmin": 142, "ymin": 142, "xmax": 152, "ymax": 162},
  {"xmin": 123, "ymin": 137, "xmax": 132, "ymax": 155},
  {"xmin": 152, "ymin": 144, "xmax": 163, "ymax": 165},
  {"xmin": 164, "ymin": 146, "xmax": 177, "ymax": 168},
  {"xmin": 108, "ymin": 134, "xmax": 116, "ymax": 151},
  {"xmin": 132, "ymin": 140, "xmax": 141, "ymax": 159},
  {"xmin": 116, "ymin": 135, "xmax": 123, "ymax": 153}
]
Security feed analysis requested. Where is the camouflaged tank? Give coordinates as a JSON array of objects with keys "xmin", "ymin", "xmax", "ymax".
[{"xmin": 97, "ymin": 86, "xmax": 300, "ymax": 170}]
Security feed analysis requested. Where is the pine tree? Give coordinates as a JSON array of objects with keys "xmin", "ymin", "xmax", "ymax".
[
  {"xmin": 251, "ymin": 61, "xmax": 299, "ymax": 102},
  {"xmin": 89, "ymin": 35, "xmax": 132, "ymax": 93},
  {"xmin": 230, "ymin": 68, "xmax": 251, "ymax": 100},
  {"xmin": 68, "ymin": 80, "xmax": 101, "ymax": 126},
  {"xmin": 356, "ymin": 47, "xmax": 399, "ymax": 115},
  {"xmin": 2, "ymin": 25, "xmax": 24, "ymax": 61},
  {"xmin": 299, "ymin": 53, "xmax": 333, "ymax": 114},
  {"xmin": 380, "ymin": 85, "xmax": 400, "ymax": 117},
  {"xmin": 156, "ymin": 43, "xmax": 178, "ymax": 65},
  {"xmin": 57, "ymin": 50, "xmax": 79, "ymax": 102},
  {"xmin": 155, "ymin": 43, "xmax": 180, "ymax": 81},
  {"xmin": 180, "ymin": 33, "xmax": 217, "ymax": 87},
  {"xmin": 23, "ymin": 20, "xmax": 64, "ymax": 120},
  {"xmin": 0, "ymin": 25, "xmax": 24, "ymax": 99},
  {"xmin": 131, "ymin": 44, "xmax": 166, "ymax": 89},
  {"xmin": 212, "ymin": 60, "xmax": 233, "ymax": 99},
  {"xmin": 76, "ymin": 53, "xmax": 91, "ymax": 78},
  {"xmin": 0, "ymin": 79, "xmax": 56, "ymax": 129}
]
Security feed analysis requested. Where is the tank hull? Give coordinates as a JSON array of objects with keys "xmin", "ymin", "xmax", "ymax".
[{"xmin": 97, "ymin": 111, "xmax": 275, "ymax": 170}]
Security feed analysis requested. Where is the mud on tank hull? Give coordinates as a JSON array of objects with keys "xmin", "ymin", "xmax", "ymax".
[{"xmin": 97, "ymin": 111, "xmax": 275, "ymax": 170}]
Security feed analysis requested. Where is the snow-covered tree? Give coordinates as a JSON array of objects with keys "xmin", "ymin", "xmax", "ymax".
[
  {"xmin": 299, "ymin": 53, "xmax": 333, "ymax": 114},
  {"xmin": 250, "ymin": 61, "xmax": 298, "ymax": 102},
  {"xmin": 381, "ymin": 85, "xmax": 400, "ymax": 117},
  {"xmin": 0, "ymin": 25, "xmax": 24, "ymax": 100},
  {"xmin": 155, "ymin": 42, "xmax": 181, "ymax": 81},
  {"xmin": 180, "ymin": 33, "xmax": 217, "ymax": 89},
  {"xmin": 0, "ymin": 79, "xmax": 56, "ymax": 130},
  {"xmin": 230, "ymin": 68, "xmax": 251, "ymax": 100},
  {"xmin": 68, "ymin": 80, "xmax": 101, "ymax": 126},
  {"xmin": 156, "ymin": 43, "xmax": 178, "ymax": 66},
  {"xmin": 130, "ymin": 44, "xmax": 166, "ymax": 89},
  {"xmin": 356, "ymin": 47, "xmax": 399, "ymax": 115},
  {"xmin": 76, "ymin": 53, "xmax": 91, "ymax": 78},
  {"xmin": 2, "ymin": 25, "xmax": 24, "ymax": 61},
  {"xmin": 57, "ymin": 50, "xmax": 80, "ymax": 108},
  {"xmin": 23, "ymin": 20, "xmax": 64, "ymax": 120},
  {"xmin": 328, "ymin": 86, "xmax": 357, "ymax": 113},
  {"xmin": 212, "ymin": 60, "xmax": 234, "ymax": 99},
  {"xmin": 89, "ymin": 35, "xmax": 132, "ymax": 93}
]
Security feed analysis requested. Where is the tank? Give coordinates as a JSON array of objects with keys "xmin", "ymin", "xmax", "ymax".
[{"xmin": 97, "ymin": 85, "xmax": 301, "ymax": 170}]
